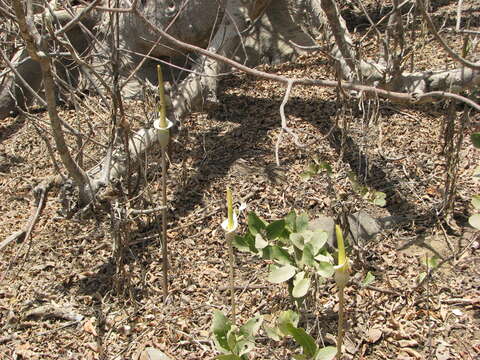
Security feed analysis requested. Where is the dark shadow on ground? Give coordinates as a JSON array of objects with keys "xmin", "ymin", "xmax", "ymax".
[
  {"xmin": 341, "ymin": 0, "xmax": 480, "ymax": 32},
  {"xmin": 72, "ymin": 84, "xmax": 443, "ymax": 300},
  {"xmin": 166, "ymin": 91, "xmax": 423, "ymax": 223},
  {"xmin": 0, "ymin": 115, "xmax": 25, "ymax": 144}
]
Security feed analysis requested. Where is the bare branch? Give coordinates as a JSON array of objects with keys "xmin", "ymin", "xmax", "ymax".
[{"xmin": 417, "ymin": 0, "xmax": 480, "ymax": 70}]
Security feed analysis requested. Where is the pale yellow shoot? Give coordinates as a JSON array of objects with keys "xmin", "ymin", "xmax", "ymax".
[
  {"xmin": 227, "ymin": 187, "xmax": 234, "ymax": 231},
  {"xmin": 335, "ymin": 225, "xmax": 346, "ymax": 266},
  {"xmin": 335, "ymin": 225, "xmax": 350, "ymax": 275},
  {"xmin": 156, "ymin": 65, "xmax": 167, "ymax": 129}
]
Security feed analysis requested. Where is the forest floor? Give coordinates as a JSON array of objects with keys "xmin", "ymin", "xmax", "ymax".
[{"xmin": 1, "ymin": 1, "xmax": 480, "ymax": 360}]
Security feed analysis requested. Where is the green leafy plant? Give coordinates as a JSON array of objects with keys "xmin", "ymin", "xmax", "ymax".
[
  {"xmin": 264, "ymin": 310, "xmax": 336, "ymax": 360},
  {"xmin": 348, "ymin": 172, "xmax": 387, "ymax": 207},
  {"xmin": 300, "ymin": 156, "xmax": 333, "ymax": 180},
  {"xmin": 471, "ymin": 133, "xmax": 480, "ymax": 149},
  {"xmin": 361, "ymin": 271, "xmax": 376, "ymax": 287},
  {"xmin": 418, "ymin": 255, "xmax": 440, "ymax": 283},
  {"xmin": 233, "ymin": 211, "xmax": 335, "ymax": 303},
  {"xmin": 211, "ymin": 311, "xmax": 263, "ymax": 360}
]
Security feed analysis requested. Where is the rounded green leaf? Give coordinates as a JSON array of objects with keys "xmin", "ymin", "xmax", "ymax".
[
  {"xmin": 315, "ymin": 346, "xmax": 337, "ymax": 360},
  {"xmin": 309, "ymin": 230, "xmax": 328, "ymax": 254},
  {"xmin": 215, "ymin": 355, "xmax": 242, "ymax": 360},
  {"xmin": 285, "ymin": 210, "xmax": 297, "ymax": 232},
  {"xmin": 255, "ymin": 234, "xmax": 268, "ymax": 249},
  {"xmin": 240, "ymin": 315, "xmax": 263, "ymax": 338},
  {"xmin": 373, "ymin": 192, "xmax": 387, "ymax": 207},
  {"xmin": 471, "ymin": 132, "xmax": 480, "ymax": 148},
  {"xmin": 247, "ymin": 212, "xmax": 266, "ymax": 235},
  {"xmin": 270, "ymin": 245, "xmax": 294, "ymax": 265},
  {"xmin": 472, "ymin": 195, "xmax": 480, "ymax": 210},
  {"xmin": 264, "ymin": 325, "xmax": 283, "ymax": 341},
  {"xmin": 296, "ymin": 213, "xmax": 309, "ymax": 233},
  {"xmin": 292, "ymin": 276, "xmax": 311, "ymax": 298},
  {"xmin": 212, "ymin": 311, "xmax": 232, "ymax": 352},
  {"xmin": 317, "ymin": 261, "xmax": 335, "ymax": 278},
  {"xmin": 268, "ymin": 264, "xmax": 296, "ymax": 283},
  {"xmin": 469, "ymin": 214, "xmax": 480, "ymax": 230},
  {"xmin": 361, "ymin": 271, "xmax": 375, "ymax": 287},
  {"xmin": 278, "ymin": 310, "xmax": 300, "ymax": 329},
  {"xmin": 266, "ymin": 220, "xmax": 286, "ymax": 240},
  {"xmin": 282, "ymin": 323, "xmax": 318, "ymax": 358},
  {"xmin": 232, "ymin": 235, "xmax": 253, "ymax": 253},
  {"xmin": 301, "ymin": 243, "xmax": 316, "ymax": 267},
  {"xmin": 290, "ymin": 233, "xmax": 305, "ymax": 250}
]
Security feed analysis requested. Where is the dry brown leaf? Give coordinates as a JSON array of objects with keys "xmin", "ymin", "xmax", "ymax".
[
  {"xmin": 83, "ymin": 318, "xmax": 98, "ymax": 336},
  {"xmin": 139, "ymin": 347, "xmax": 173, "ymax": 360},
  {"xmin": 435, "ymin": 341, "xmax": 451, "ymax": 360},
  {"xmin": 366, "ymin": 327, "xmax": 383, "ymax": 343},
  {"xmin": 398, "ymin": 339, "xmax": 419, "ymax": 347},
  {"xmin": 401, "ymin": 347, "xmax": 422, "ymax": 359}
]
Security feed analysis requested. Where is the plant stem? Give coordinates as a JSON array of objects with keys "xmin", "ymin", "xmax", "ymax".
[
  {"xmin": 336, "ymin": 284, "xmax": 345, "ymax": 359},
  {"xmin": 161, "ymin": 147, "xmax": 168, "ymax": 302},
  {"xmin": 227, "ymin": 232, "xmax": 236, "ymax": 324}
]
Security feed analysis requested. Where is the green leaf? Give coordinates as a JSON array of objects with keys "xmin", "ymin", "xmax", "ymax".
[
  {"xmin": 292, "ymin": 273, "xmax": 311, "ymax": 298},
  {"xmin": 314, "ymin": 346, "xmax": 337, "ymax": 360},
  {"xmin": 290, "ymin": 233, "xmax": 305, "ymax": 250},
  {"xmin": 264, "ymin": 325, "xmax": 283, "ymax": 341},
  {"xmin": 293, "ymin": 355, "xmax": 308, "ymax": 360},
  {"xmin": 300, "ymin": 171, "xmax": 314, "ymax": 180},
  {"xmin": 240, "ymin": 316, "xmax": 263, "ymax": 338},
  {"xmin": 418, "ymin": 272, "xmax": 427, "ymax": 283},
  {"xmin": 472, "ymin": 195, "xmax": 480, "ymax": 210},
  {"xmin": 471, "ymin": 132, "xmax": 480, "ymax": 148},
  {"xmin": 285, "ymin": 210, "xmax": 297, "ymax": 232},
  {"xmin": 268, "ymin": 264, "xmax": 296, "ymax": 284},
  {"xmin": 227, "ymin": 329, "xmax": 238, "ymax": 354},
  {"xmin": 270, "ymin": 245, "xmax": 294, "ymax": 265},
  {"xmin": 314, "ymin": 253, "xmax": 333, "ymax": 263},
  {"xmin": 255, "ymin": 234, "xmax": 269, "ymax": 249},
  {"xmin": 361, "ymin": 271, "xmax": 376, "ymax": 287},
  {"xmin": 422, "ymin": 255, "xmax": 439, "ymax": 269},
  {"xmin": 309, "ymin": 230, "xmax": 328, "ymax": 255},
  {"xmin": 296, "ymin": 213, "xmax": 309, "ymax": 233},
  {"xmin": 266, "ymin": 220, "xmax": 286, "ymax": 240},
  {"xmin": 277, "ymin": 310, "xmax": 301, "ymax": 337},
  {"xmin": 234, "ymin": 338, "xmax": 255, "ymax": 357},
  {"xmin": 318, "ymin": 161, "xmax": 333, "ymax": 175},
  {"xmin": 301, "ymin": 243, "xmax": 316, "ymax": 267},
  {"xmin": 247, "ymin": 212, "xmax": 266, "ymax": 236},
  {"xmin": 215, "ymin": 355, "xmax": 242, "ymax": 360},
  {"xmin": 316, "ymin": 261, "xmax": 334, "ymax": 278},
  {"xmin": 282, "ymin": 323, "xmax": 318, "ymax": 358},
  {"xmin": 301, "ymin": 230, "xmax": 314, "ymax": 243},
  {"xmin": 277, "ymin": 310, "xmax": 300, "ymax": 331},
  {"xmin": 469, "ymin": 214, "xmax": 480, "ymax": 230},
  {"xmin": 372, "ymin": 191, "xmax": 387, "ymax": 207},
  {"xmin": 212, "ymin": 311, "xmax": 232, "ymax": 352},
  {"xmin": 233, "ymin": 235, "xmax": 254, "ymax": 253},
  {"xmin": 307, "ymin": 163, "xmax": 319, "ymax": 173}
]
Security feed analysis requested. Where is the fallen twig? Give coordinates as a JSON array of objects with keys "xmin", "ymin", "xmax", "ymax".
[
  {"xmin": 0, "ymin": 176, "xmax": 60, "ymax": 252},
  {"xmin": 0, "ymin": 333, "xmax": 19, "ymax": 344},
  {"xmin": 25, "ymin": 304, "xmax": 84, "ymax": 322}
]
